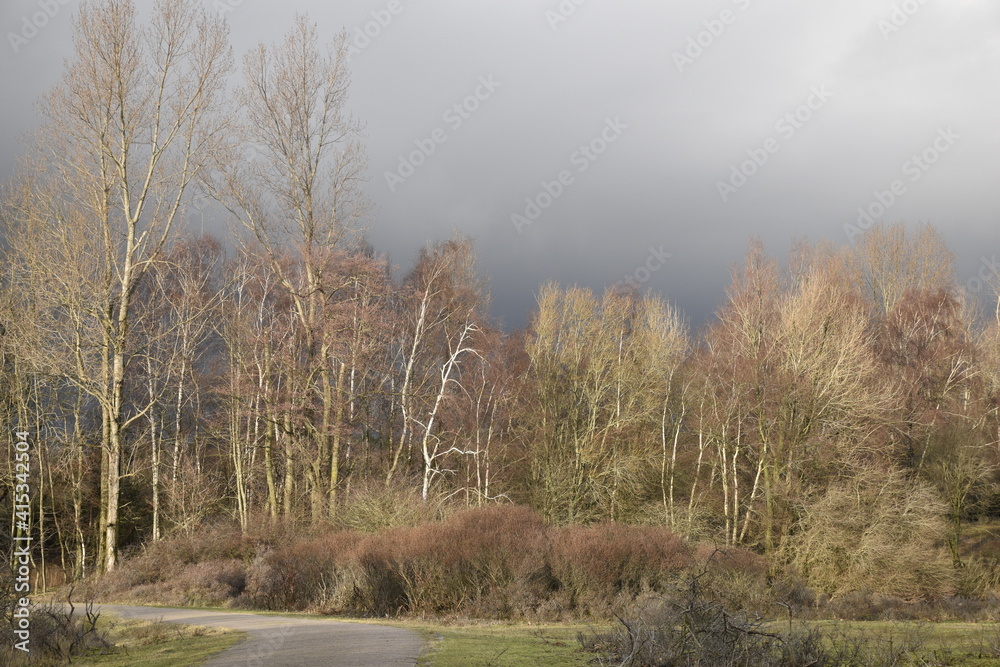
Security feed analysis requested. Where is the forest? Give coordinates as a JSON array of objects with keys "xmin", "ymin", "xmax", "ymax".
[{"xmin": 3, "ymin": 1, "xmax": 1000, "ymax": 640}]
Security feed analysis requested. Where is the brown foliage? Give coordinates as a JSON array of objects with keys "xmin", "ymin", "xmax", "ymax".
[
  {"xmin": 354, "ymin": 505, "xmax": 551, "ymax": 616},
  {"xmin": 549, "ymin": 523, "xmax": 691, "ymax": 613},
  {"xmin": 98, "ymin": 506, "xmax": 700, "ymax": 620}
]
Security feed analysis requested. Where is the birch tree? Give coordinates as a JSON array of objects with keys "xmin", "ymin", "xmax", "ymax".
[
  {"xmin": 386, "ymin": 237, "xmax": 487, "ymax": 498},
  {"xmin": 4, "ymin": 0, "xmax": 232, "ymax": 571},
  {"xmin": 218, "ymin": 17, "xmax": 369, "ymax": 522}
]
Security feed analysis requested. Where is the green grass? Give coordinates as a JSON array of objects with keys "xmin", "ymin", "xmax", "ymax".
[
  {"xmin": 801, "ymin": 620, "xmax": 1000, "ymax": 666},
  {"xmin": 73, "ymin": 614, "xmax": 244, "ymax": 667},
  {"xmin": 84, "ymin": 604, "xmax": 1000, "ymax": 666},
  {"xmin": 406, "ymin": 619, "xmax": 998, "ymax": 666},
  {"xmin": 402, "ymin": 622, "xmax": 593, "ymax": 667}
]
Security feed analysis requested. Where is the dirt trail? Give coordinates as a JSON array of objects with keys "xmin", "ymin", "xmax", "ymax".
[{"xmin": 98, "ymin": 604, "xmax": 424, "ymax": 666}]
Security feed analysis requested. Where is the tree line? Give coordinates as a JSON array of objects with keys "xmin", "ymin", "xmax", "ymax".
[{"xmin": 2, "ymin": 1, "xmax": 1000, "ymax": 592}]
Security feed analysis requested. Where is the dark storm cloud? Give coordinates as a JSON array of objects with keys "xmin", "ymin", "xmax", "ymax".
[{"xmin": 3, "ymin": 0, "xmax": 999, "ymax": 330}]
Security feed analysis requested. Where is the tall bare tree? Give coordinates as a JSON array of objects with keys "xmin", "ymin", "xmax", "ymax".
[
  {"xmin": 4, "ymin": 0, "xmax": 232, "ymax": 571},
  {"xmin": 384, "ymin": 237, "xmax": 487, "ymax": 499},
  {"xmin": 217, "ymin": 17, "xmax": 369, "ymax": 522}
]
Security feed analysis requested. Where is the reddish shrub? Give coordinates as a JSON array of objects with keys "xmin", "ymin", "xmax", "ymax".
[
  {"xmin": 173, "ymin": 559, "xmax": 247, "ymax": 606},
  {"xmin": 353, "ymin": 505, "xmax": 551, "ymax": 617},
  {"xmin": 243, "ymin": 531, "xmax": 364, "ymax": 611},
  {"xmin": 96, "ymin": 506, "xmax": 717, "ymax": 621},
  {"xmin": 690, "ymin": 545, "xmax": 772, "ymax": 612},
  {"xmin": 549, "ymin": 523, "xmax": 691, "ymax": 614}
]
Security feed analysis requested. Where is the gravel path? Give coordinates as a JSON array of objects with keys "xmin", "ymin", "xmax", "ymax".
[{"xmin": 98, "ymin": 604, "xmax": 424, "ymax": 666}]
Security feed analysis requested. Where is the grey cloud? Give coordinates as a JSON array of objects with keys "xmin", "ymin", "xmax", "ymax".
[{"xmin": 2, "ymin": 0, "xmax": 998, "ymax": 330}]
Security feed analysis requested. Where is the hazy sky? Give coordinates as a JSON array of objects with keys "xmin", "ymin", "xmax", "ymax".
[{"xmin": 2, "ymin": 0, "xmax": 999, "ymax": 330}]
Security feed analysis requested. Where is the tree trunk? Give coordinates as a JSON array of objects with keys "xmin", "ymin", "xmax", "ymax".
[{"xmin": 329, "ymin": 361, "xmax": 345, "ymax": 516}]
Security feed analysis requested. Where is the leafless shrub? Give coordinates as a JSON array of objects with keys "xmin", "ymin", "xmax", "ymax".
[
  {"xmin": 0, "ymin": 584, "xmax": 112, "ymax": 665},
  {"xmin": 786, "ymin": 464, "xmax": 956, "ymax": 600},
  {"xmin": 581, "ymin": 568, "xmax": 933, "ymax": 667},
  {"xmin": 956, "ymin": 556, "xmax": 1000, "ymax": 598},
  {"xmin": 353, "ymin": 504, "xmax": 551, "ymax": 617},
  {"xmin": 549, "ymin": 523, "xmax": 691, "ymax": 615},
  {"xmin": 332, "ymin": 484, "xmax": 443, "ymax": 533},
  {"xmin": 173, "ymin": 559, "xmax": 247, "ymax": 606},
  {"xmin": 580, "ymin": 566, "xmax": 781, "ymax": 667},
  {"xmin": 227, "ymin": 506, "xmax": 693, "ymax": 618},
  {"xmin": 242, "ymin": 531, "xmax": 364, "ymax": 611},
  {"xmin": 94, "ymin": 528, "xmax": 256, "ymax": 605}
]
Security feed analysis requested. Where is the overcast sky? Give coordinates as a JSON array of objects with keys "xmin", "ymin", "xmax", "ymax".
[{"xmin": 2, "ymin": 0, "xmax": 999, "ymax": 330}]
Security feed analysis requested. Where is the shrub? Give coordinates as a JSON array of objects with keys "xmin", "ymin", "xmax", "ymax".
[
  {"xmin": 785, "ymin": 465, "xmax": 956, "ymax": 600},
  {"xmin": 173, "ymin": 559, "xmax": 247, "ymax": 607},
  {"xmin": 580, "ymin": 567, "xmax": 933, "ymax": 667},
  {"xmin": 333, "ymin": 484, "xmax": 442, "ymax": 533},
  {"xmin": 236, "ymin": 506, "xmax": 691, "ymax": 618},
  {"xmin": 353, "ymin": 505, "xmax": 551, "ymax": 617},
  {"xmin": 579, "ymin": 568, "xmax": 780, "ymax": 667},
  {"xmin": 0, "ymin": 580, "xmax": 111, "ymax": 666},
  {"xmin": 96, "ymin": 505, "xmax": 793, "ymax": 623},
  {"xmin": 549, "ymin": 522, "xmax": 690, "ymax": 615},
  {"xmin": 692, "ymin": 545, "xmax": 772, "ymax": 613},
  {"xmin": 957, "ymin": 556, "xmax": 1000, "ymax": 598},
  {"xmin": 242, "ymin": 531, "xmax": 364, "ymax": 611}
]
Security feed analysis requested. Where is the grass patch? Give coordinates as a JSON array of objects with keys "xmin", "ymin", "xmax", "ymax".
[
  {"xmin": 800, "ymin": 620, "xmax": 1000, "ymax": 666},
  {"xmin": 73, "ymin": 614, "xmax": 244, "ymax": 667},
  {"xmin": 398, "ymin": 622, "xmax": 592, "ymax": 667},
  {"xmin": 584, "ymin": 608, "xmax": 1000, "ymax": 667}
]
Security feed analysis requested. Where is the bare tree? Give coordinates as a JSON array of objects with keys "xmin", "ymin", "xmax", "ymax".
[
  {"xmin": 451, "ymin": 327, "xmax": 519, "ymax": 507},
  {"xmin": 4, "ymin": 0, "xmax": 232, "ymax": 571},
  {"xmin": 526, "ymin": 284, "xmax": 673, "ymax": 522},
  {"xmin": 697, "ymin": 242, "xmax": 896, "ymax": 550},
  {"xmin": 219, "ymin": 251, "xmax": 289, "ymax": 526},
  {"xmin": 385, "ymin": 237, "xmax": 488, "ymax": 499},
  {"xmin": 850, "ymin": 222, "xmax": 954, "ymax": 316},
  {"xmin": 135, "ymin": 236, "xmax": 223, "ymax": 540},
  {"xmin": 631, "ymin": 295, "xmax": 689, "ymax": 528},
  {"xmin": 217, "ymin": 16, "xmax": 369, "ymax": 522}
]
